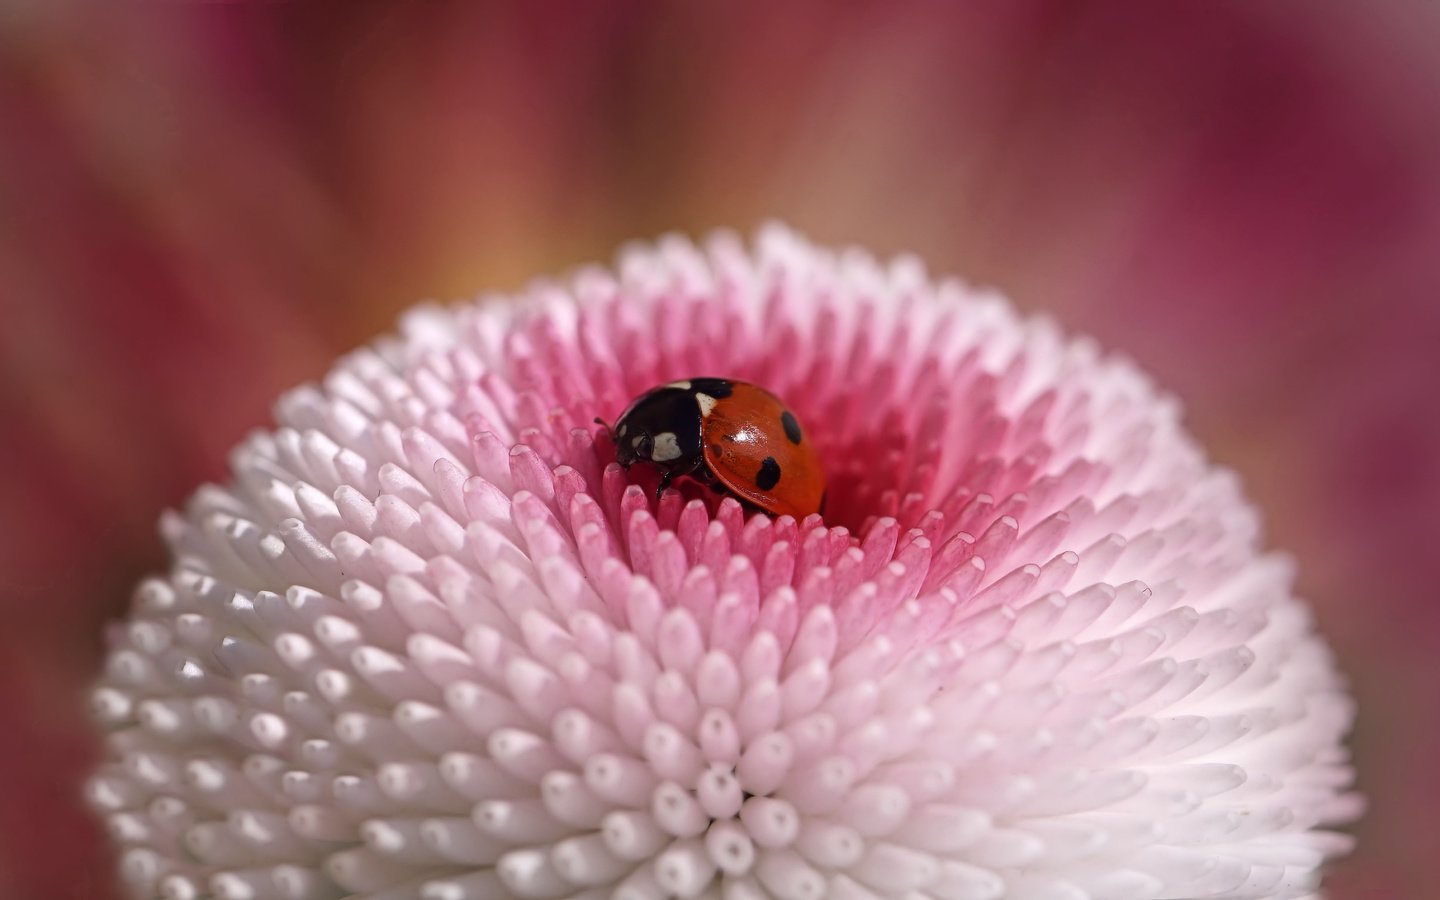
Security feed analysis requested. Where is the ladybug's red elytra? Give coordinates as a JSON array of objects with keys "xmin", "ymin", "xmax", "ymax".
[{"xmin": 603, "ymin": 378, "xmax": 826, "ymax": 519}]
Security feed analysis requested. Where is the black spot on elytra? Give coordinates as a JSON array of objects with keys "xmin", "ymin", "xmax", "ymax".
[
  {"xmin": 780, "ymin": 410, "xmax": 802, "ymax": 444},
  {"xmin": 755, "ymin": 456, "xmax": 782, "ymax": 491},
  {"xmin": 689, "ymin": 378, "xmax": 733, "ymax": 399}
]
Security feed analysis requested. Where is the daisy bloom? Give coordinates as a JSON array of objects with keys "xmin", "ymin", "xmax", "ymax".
[{"xmin": 89, "ymin": 226, "xmax": 1358, "ymax": 900}]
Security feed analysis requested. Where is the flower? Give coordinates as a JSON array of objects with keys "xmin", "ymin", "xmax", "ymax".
[{"xmin": 89, "ymin": 225, "xmax": 1358, "ymax": 900}]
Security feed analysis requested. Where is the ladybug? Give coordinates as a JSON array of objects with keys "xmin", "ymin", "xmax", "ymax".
[{"xmin": 603, "ymin": 378, "xmax": 826, "ymax": 519}]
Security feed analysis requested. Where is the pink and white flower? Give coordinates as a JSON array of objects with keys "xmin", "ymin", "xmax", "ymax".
[{"xmin": 90, "ymin": 226, "xmax": 1358, "ymax": 899}]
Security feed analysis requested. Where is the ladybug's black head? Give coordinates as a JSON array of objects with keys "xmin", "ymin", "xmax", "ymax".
[
  {"xmin": 611, "ymin": 386, "xmax": 704, "ymax": 471},
  {"xmin": 614, "ymin": 428, "xmax": 654, "ymax": 467}
]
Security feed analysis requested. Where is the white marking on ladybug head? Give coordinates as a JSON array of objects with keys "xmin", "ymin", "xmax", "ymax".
[
  {"xmin": 667, "ymin": 380, "xmax": 692, "ymax": 390},
  {"xmin": 651, "ymin": 432, "xmax": 683, "ymax": 462},
  {"xmin": 695, "ymin": 393, "xmax": 718, "ymax": 417},
  {"xmin": 616, "ymin": 422, "xmax": 628, "ymax": 437}
]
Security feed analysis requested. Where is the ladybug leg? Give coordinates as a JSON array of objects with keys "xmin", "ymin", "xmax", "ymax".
[
  {"xmin": 694, "ymin": 466, "xmax": 727, "ymax": 494},
  {"xmin": 654, "ymin": 458, "xmax": 706, "ymax": 501}
]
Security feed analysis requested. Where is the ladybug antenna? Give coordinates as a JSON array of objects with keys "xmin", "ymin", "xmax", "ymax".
[{"xmin": 593, "ymin": 416, "xmax": 613, "ymax": 437}]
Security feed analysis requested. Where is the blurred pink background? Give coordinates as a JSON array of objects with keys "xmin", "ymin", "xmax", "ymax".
[{"xmin": 2, "ymin": 3, "xmax": 1437, "ymax": 898}]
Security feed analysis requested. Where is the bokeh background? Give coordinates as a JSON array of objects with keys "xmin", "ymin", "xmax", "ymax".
[{"xmin": 2, "ymin": 2, "xmax": 1437, "ymax": 898}]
